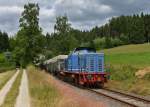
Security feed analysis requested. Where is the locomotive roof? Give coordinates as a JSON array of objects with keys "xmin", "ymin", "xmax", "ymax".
[{"xmin": 74, "ymin": 47, "xmax": 96, "ymax": 52}]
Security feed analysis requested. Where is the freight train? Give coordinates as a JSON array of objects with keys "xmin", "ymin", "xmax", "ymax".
[{"xmin": 43, "ymin": 47, "xmax": 108, "ymax": 88}]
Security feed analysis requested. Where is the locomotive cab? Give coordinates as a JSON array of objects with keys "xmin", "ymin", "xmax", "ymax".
[{"xmin": 66, "ymin": 47, "xmax": 104, "ymax": 73}]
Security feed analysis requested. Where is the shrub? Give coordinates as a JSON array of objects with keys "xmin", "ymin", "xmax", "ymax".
[
  {"xmin": 80, "ymin": 42, "xmax": 90, "ymax": 47},
  {"xmin": 108, "ymin": 65, "xmax": 137, "ymax": 81},
  {"xmin": 93, "ymin": 37, "xmax": 105, "ymax": 50},
  {"xmin": 119, "ymin": 33, "xmax": 129, "ymax": 45},
  {"xmin": 143, "ymin": 73, "xmax": 150, "ymax": 81},
  {"xmin": 111, "ymin": 38, "xmax": 124, "ymax": 47},
  {"xmin": 105, "ymin": 37, "xmax": 113, "ymax": 48}
]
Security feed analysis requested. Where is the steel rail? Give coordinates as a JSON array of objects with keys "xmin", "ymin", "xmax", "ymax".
[{"xmin": 87, "ymin": 88, "xmax": 150, "ymax": 107}]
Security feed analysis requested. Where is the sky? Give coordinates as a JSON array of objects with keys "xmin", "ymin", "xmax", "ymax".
[{"xmin": 0, "ymin": 0, "xmax": 150, "ymax": 36}]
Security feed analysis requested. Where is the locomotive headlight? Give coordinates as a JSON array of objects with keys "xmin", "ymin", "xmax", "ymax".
[{"xmin": 97, "ymin": 77, "xmax": 101, "ymax": 81}]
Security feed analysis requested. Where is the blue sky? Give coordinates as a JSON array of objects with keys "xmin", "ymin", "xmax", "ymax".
[{"xmin": 0, "ymin": 0, "xmax": 149, "ymax": 36}]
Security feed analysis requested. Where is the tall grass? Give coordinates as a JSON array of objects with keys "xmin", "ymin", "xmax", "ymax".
[
  {"xmin": 108, "ymin": 65, "xmax": 137, "ymax": 81},
  {"xmin": 105, "ymin": 62, "xmax": 150, "ymax": 95},
  {"xmin": 0, "ymin": 70, "xmax": 22, "ymax": 107},
  {"xmin": 27, "ymin": 66, "xmax": 60, "ymax": 107}
]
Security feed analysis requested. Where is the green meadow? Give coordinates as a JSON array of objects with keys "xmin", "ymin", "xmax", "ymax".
[
  {"xmin": 102, "ymin": 43, "xmax": 150, "ymax": 68},
  {"xmin": 100, "ymin": 43, "xmax": 150, "ymax": 95}
]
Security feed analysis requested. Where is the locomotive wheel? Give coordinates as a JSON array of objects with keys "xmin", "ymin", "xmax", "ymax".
[
  {"xmin": 74, "ymin": 76, "xmax": 79, "ymax": 86},
  {"xmin": 97, "ymin": 82, "xmax": 104, "ymax": 88}
]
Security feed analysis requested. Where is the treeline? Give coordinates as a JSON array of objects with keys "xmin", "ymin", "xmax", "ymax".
[
  {"xmin": 0, "ymin": 31, "xmax": 9, "ymax": 52},
  {"xmin": 46, "ymin": 13, "xmax": 150, "ymax": 56},
  {"xmin": 0, "ymin": 3, "xmax": 150, "ymax": 67},
  {"xmin": 90, "ymin": 13, "xmax": 150, "ymax": 47}
]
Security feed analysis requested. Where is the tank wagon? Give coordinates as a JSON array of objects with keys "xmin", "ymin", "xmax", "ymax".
[{"xmin": 44, "ymin": 47, "xmax": 108, "ymax": 87}]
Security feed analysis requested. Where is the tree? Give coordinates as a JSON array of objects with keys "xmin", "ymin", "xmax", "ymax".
[
  {"xmin": 14, "ymin": 3, "xmax": 44, "ymax": 67},
  {"xmin": 53, "ymin": 15, "xmax": 72, "ymax": 54},
  {"xmin": 105, "ymin": 37, "xmax": 112, "ymax": 48},
  {"xmin": 129, "ymin": 15, "xmax": 145, "ymax": 44},
  {"xmin": 143, "ymin": 14, "xmax": 150, "ymax": 43},
  {"xmin": 54, "ymin": 15, "xmax": 71, "ymax": 34},
  {"xmin": 2, "ymin": 32, "xmax": 10, "ymax": 51},
  {"xmin": 0, "ymin": 31, "xmax": 9, "ymax": 52}
]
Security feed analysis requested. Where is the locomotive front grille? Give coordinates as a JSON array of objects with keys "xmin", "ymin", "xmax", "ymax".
[
  {"xmin": 89, "ymin": 57, "xmax": 94, "ymax": 71},
  {"xmin": 86, "ymin": 54, "xmax": 104, "ymax": 72}
]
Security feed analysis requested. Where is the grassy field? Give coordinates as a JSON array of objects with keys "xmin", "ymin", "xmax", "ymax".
[
  {"xmin": 0, "ymin": 53, "xmax": 15, "ymax": 73},
  {"xmin": 0, "ymin": 53, "xmax": 5, "ymax": 62},
  {"xmin": 0, "ymin": 70, "xmax": 22, "ymax": 107},
  {"xmin": 99, "ymin": 43, "xmax": 150, "ymax": 95},
  {"xmin": 27, "ymin": 66, "xmax": 61, "ymax": 107},
  {"xmin": 101, "ymin": 43, "xmax": 150, "ymax": 68},
  {"xmin": 0, "ymin": 70, "xmax": 16, "ymax": 90}
]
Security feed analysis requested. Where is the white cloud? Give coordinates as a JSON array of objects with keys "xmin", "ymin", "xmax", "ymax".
[
  {"xmin": 97, "ymin": 4, "xmax": 112, "ymax": 13},
  {"xmin": 0, "ymin": 0, "xmax": 149, "ymax": 35},
  {"xmin": 40, "ymin": 8, "xmax": 55, "ymax": 17},
  {"xmin": 0, "ymin": 6, "xmax": 23, "ymax": 14}
]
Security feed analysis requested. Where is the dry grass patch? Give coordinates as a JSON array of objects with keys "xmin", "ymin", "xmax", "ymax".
[
  {"xmin": 27, "ymin": 66, "xmax": 105, "ymax": 107},
  {"xmin": 129, "ymin": 80, "xmax": 150, "ymax": 95},
  {"xmin": 0, "ymin": 70, "xmax": 23, "ymax": 107},
  {"xmin": 0, "ymin": 70, "xmax": 16, "ymax": 90},
  {"xmin": 27, "ymin": 66, "xmax": 61, "ymax": 107},
  {"xmin": 136, "ymin": 67, "xmax": 150, "ymax": 78},
  {"xmin": 106, "ymin": 79, "xmax": 150, "ymax": 96}
]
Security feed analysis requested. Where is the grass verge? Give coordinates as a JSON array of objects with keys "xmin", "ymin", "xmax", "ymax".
[
  {"xmin": 0, "ymin": 70, "xmax": 22, "ymax": 107},
  {"xmin": 100, "ymin": 43, "xmax": 150, "ymax": 96},
  {"xmin": 0, "ymin": 70, "xmax": 16, "ymax": 90},
  {"xmin": 106, "ymin": 65, "xmax": 150, "ymax": 95},
  {"xmin": 27, "ymin": 66, "xmax": 60, "ymax": 107}
]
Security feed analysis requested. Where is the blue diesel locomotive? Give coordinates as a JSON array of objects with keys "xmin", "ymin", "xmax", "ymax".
[{"xmin": 44, "ymin": 47, "xmax": 108, "ymax": 87}]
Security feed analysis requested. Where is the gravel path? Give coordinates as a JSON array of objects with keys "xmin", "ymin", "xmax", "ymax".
[
  {"xmin": 47, "ymin": 75, "xmax": 106, "ymax": 107},
  {"xmin": 0, "ymin": 70, "xmax": 19, "ymax": 106},
  {"xmin": 15, "ymin": 69, "xmax": 30, "ymax": 107}
]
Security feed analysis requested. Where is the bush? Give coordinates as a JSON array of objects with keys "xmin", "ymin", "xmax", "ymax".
[
  {"xmin": 111, "ymin": 38, "xmax": 124, "ymax": 47},
  {"xmin": 80, "ymin": 42, "xmax": 90, "ymax": 47},
  {"xmin": 93, "ymin": 37, "xmax": 105, "ymax": 50},
  {"xmin": 81, "ymin": 37, "xmax": 125, "ymax": 50},
  {"xmin": 143, "ymin": 73, "xmax": 150, "ymax": 81},
  {"xmin": 108, "ymin": 65, "xmax": 137, "ymax": 81},
  {"xmin": 105, "ymin": 37, "xmax": 113, "ymax": 48},
  {"xmin": 120, "ymin": 33, "xmax": 129, "ymax": 45},
  {"xmin": 0, "ymin": 62, "xmax": 15, "ymax": 73}
]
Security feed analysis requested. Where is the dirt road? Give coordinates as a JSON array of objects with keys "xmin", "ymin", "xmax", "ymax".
[
  {"xmin": 15, "ymin": 69, "xmax": 30, "ymax": 107},
  {"xmin": 0, "ymin": 70, "xmax": 19, "ymax": 106}
]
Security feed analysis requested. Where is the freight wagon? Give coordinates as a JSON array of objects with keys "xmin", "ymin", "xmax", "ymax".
[{"xmin": 43, "ymin": 47, "xmax": 108, "ymax": 88}]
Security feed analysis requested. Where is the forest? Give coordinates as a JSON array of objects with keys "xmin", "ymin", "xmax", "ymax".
[{"xmin": 0, "ymin": 3, "xmax": 150, "ymax": 67}]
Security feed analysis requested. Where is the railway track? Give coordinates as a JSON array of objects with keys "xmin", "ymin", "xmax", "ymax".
[
  {"xmin": 52, "ymin": 75, "xmax": 150, "ymax": 107},
  {"xmin": 88, "ymin": 88, "xmax": 150, "ymax": 107}
]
